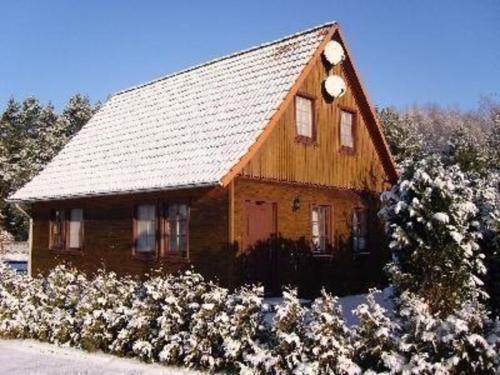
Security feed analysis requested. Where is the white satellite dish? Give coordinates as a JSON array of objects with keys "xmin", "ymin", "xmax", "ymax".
[
  {"xmin": 324, "ymin": 75, "xmax": 346, "ymax": 99},
  {"xmin": 323, "ymin": 40, "xmax": 345, "ymax": 66}
]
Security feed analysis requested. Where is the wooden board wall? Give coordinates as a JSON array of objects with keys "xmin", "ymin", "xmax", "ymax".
[
  {"xmin": 30, "ymin": 186, "xmax": 234, "ymax": 285},
  {"xmin": 240, "ymin": 34, "xmax": 391, "ymax": 192},
  {"xmin": 233, "ymin": 177, "xmax": 383, "ymax": 254}
]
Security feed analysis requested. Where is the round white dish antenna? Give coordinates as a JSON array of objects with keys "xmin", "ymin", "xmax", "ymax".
[
  {"xmin": 324, "ymin": 75, "xmax": 346, "ymax": 99},
  {"xmin": 323, "ymin": 40, "xmax": 345, "ymax": 65}
]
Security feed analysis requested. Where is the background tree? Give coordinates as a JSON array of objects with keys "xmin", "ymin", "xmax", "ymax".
[
  {"xmin": 0, "ymin": 95, "xmax": 98, "ymax": 240},
  {"xmin": 377, "ymin": 107, "xmax": 425, "ymax": 164}
]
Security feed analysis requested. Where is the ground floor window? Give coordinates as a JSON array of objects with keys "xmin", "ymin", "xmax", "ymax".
[
  {"xmin": 135, "ymin": 204, "xmax": 157, "ymax": 254},
  {"xmin": 134, "ymin": 202, "xmax": 190, "ymax": 258},
  {"xmin": 162, "ymin": 203, "xmax": 189, "ymax": 256},
  {"xmin": 49, "ymin": 208, "xmax": 83, "ymax": 251},
  {"xmin": 353, "ymin": 208, "xmax": 369, "ymax": 254},
  {"xmin": 311, "ymin": 205, "xmax": 332, "ymax": 253}
]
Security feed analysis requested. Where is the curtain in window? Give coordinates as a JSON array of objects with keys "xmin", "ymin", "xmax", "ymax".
[
  {"xmin": 164, "ymin": 203, "xmax": 189, "ymax": 256},
  {"xmin": 340, "ymin": 110, "xmax": 353, "ymax": 148},
  {"xmin": 295, "ymin": 96, "xmax": 313, "ymax": 138},
  {"xmin": 69, "ymin": 208, "xmax": 83, "ymax": 249},
  {"xmin": 50, "ymin": 210, "xmax": 65, "ymax": 250},
  {"xmin": 136, "ymin": 204, "xmax": 156, "ymax": 253},
  {"xmin": 312, "ymin": 206, "xmax": 331, "ymax": 252}
]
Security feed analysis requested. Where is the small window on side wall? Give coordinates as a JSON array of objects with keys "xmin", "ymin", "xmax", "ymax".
[
  {"xmin": 340, "ymin": 109, "xmax": 355, "ymax": 151},
  {"xmin": 311, "ymin": 205, "xmax": 332, "ymax": 254},
  {"xmin": 353, "ymin": 209, "xmax": 368, "ymax": 254},
  {"xmin": 295, "ymin": 95, "xmax": 315, "ymax": 142}
]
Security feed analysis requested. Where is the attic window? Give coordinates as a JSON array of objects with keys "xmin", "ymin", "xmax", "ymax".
[
  {"xmin": 295, "ymin": 94, "xmax": 315, "ymax": 143},
  {"xmin": 340, "ymin": 109, "xmax": 356, "ymax": 151}
]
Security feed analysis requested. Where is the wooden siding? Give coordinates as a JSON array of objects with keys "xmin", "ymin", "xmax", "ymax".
[
  {"xmin": 240, "ymin": 33, "xmax": 391, "ymax": 192},
  {"xmin": 31, "ymin": 187, "xmax": 234, "ymax": 285},
  {"xmin": 233, "ymin": 177, "xmax": 382, "ymax": 254}
]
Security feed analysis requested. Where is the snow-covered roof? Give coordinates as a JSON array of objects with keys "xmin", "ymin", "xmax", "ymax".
[{"xmin": 10, "ymin": 23, "xmax": 334, "ymax": 202}]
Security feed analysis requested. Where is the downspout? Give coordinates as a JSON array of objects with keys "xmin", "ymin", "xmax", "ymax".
[{"xmin": 13, "ymin": 203, "xmax": 32, "ymax": 277}]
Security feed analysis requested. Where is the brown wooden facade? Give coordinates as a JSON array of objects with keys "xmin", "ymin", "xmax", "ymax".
[{"xmin": 29, "ymin": 27, "xmax": 396, "ymax": 295}]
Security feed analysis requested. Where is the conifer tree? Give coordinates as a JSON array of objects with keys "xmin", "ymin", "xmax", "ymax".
[{"xmin": 380, "ymin": 156, "xmax": 486, "ymax": 315}]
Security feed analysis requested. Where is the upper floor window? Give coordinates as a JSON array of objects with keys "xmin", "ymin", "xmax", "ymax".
[
  {"xmin": 49, "ymin": 208, "xmax": 84, "ymax": 251},
  {"xmin": 311, "ymin": 205, "xmax": 332, "ymax": 253},
  {"xmin": 340, "ymin": 109, "xmax": 355, "ymax": 150},
  {"xmin": 295, "ymin": 95, "xmax": 315, "ymax": 141},
  {"xmin": 353, "ymin": 208, "xmax": 368, "ymax": 254},
  {"xmin": 134, "ymin": 202, "xmax": 190, "ymax": 258}
]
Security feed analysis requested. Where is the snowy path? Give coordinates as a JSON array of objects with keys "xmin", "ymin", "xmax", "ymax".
[{"xmin": 0, "ymin": 339, "xmax": 200, "ymax": 375}]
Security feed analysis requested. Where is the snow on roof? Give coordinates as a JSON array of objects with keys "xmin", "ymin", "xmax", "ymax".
[{"xmin": 10, "ymin": 23, "xmax": 334, "ymax": 202}]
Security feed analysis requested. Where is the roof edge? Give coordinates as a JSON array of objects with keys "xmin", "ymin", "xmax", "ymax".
[
  {"xmin": 115, "ymin": 21, "xmax": 336, "ymax": 97},
  {"xmin": 7, "ymin": 181, "xmax": 220, "ymax": 203}
]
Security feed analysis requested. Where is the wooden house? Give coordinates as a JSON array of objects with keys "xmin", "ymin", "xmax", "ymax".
[{"xmin": 10, "ymin": 22, "xmax": 398, "ymax": 295}]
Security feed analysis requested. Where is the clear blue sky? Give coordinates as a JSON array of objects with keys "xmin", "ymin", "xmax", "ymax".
[{"xmin": 1, "ymin": 0, "xmax": 499, "ymax": 111}]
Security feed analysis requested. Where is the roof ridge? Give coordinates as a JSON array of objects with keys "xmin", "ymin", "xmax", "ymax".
[{"xmin": 115, "ymin": 21, "xmax": 336, "ymax": 96}]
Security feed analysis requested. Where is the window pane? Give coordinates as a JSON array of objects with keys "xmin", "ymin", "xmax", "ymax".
[
  {"xmin": 311, "ymin": 208, "xmax": 319, "ymax": 237},
  {"xmin": 51, "ymin": 210, "xmax": 65, "ymax": 249},
  {"xmin": 163, "ymin": 203, "xmax": 189, "ymax": 254},
  {"xmin": 136, "ymin": 204, "xmax": 156, "ymax": 252},
  {"xmin": 69, "ymin": 208, "xmax": 83, "ymax": 249},
  {"xmin": 312, "ymin": 206, "xmax": 331, "ymax": 252},
  {"xmin": 353, "ymin": 209, "xmax": 369, "ymax": 253},
  {"xmin": 340, "ymin": 110, "xmax": 353, "ymax": 148},
  {"xmin": 296, "ymin": 96, "xmax": 313, "ymax": 138}
]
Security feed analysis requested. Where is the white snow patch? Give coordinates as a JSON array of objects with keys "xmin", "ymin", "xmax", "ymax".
[
  {"xmin": 262, "ymin": 288, "xmax": 394, "ymax": 327},
  {"xmin": 338, "ymin": 287, "xmax": 394, "ymax": 327},
  {"xmin": 1, "ymin": 252, "xmax": 28, "ymax": 262},
  {"xmin": 0, "ymin": 339, "xmax": 200, "ymax": 375}
]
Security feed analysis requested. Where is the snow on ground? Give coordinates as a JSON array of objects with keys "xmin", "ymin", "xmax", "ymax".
[
  {"xmin": 338, "ymin": 287, "xmax": 394, "ymax": 326},
  {"xmin": 263, "ymin": 287, "xmax": 394, "ymax": 326},
  {"xmin": 1, "ymin": 252, "xmax": 28, "ymax": 262},
  {"xmin": 0, "ymin": 339, "xmax": 200, "ymax": 375}
]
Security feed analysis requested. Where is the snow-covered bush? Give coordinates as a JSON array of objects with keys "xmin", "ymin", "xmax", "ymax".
[
  {"xmin": 76, "ymin": 269, "xmax": 137, "ymax": 352},
  {"xmin": 2, "ymin": 263, "xmax": 499, "ymax": 373},
  {"xmin": 183, "ymin": 283, "xmax": 229, "ymax": 370},
  {"xmin": 305, "ymin": 289, "xmax": 360, "ymax": 374},
  {"xmin": 380, "ymin": 155, "xmax": 486, "ymax": 314},
  {"xmin": 0, "ymin": 261, "xmax": 32, "ymax": 338},
  {"xmin": 109, "ymin": 272, "xmax": 176, "ymax": 360},
  {"xmin": 37, "ymin": 265, "xmax": 88, "ymax": 345},
  {"xmin": 222, "ymin": 285, "xmax": 269, "ymax": 372},
  {"xmin": 395, "ymin": 291, "xmax": 498, "ymax": 373},
  {"xmin": 270, "ymin": 287, "xmax": 308, "ymax": 374},
  {"xmin": 353, "ymin": 289, "xmax": 401, "ymax": 373},
  {"xmin": 156, "ymin": 271, "xmax": 209, "ymax": 365}
]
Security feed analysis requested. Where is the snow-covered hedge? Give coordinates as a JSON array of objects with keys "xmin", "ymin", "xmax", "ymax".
[{"xmin": 1, "ymin": 263, "xmax": 498, "ymax": 374}]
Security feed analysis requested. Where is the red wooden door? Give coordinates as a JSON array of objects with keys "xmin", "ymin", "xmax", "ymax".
[{"xmin": 244, "ymin": 199, "xmax": 276, "ymax": 250}]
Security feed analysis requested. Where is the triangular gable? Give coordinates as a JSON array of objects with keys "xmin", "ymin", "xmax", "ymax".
[{"xmin": 221, "ymin": 25, "xmax": 398, "ymax": 187}]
